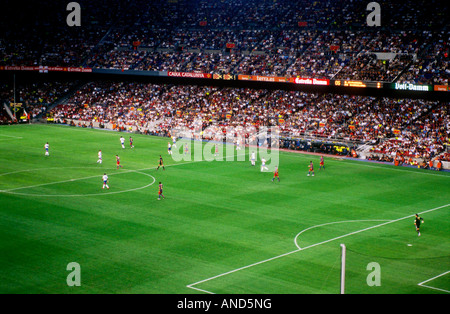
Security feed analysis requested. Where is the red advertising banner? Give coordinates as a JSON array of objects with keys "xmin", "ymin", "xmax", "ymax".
[
  {"xmin": 0, "ymin": 66, "xmax": 92, "ymax": 73},
  {"xmin": 238, "ymin": 75, "xmax": 290, "ymax": 83},
  {"xmin": 66, "ymin": 67, "xmax": 93, "ymax": 72},
  {"xmin": 434, "ymin": 85, "xmax": 449, "ymax": 92},
  {"xmin": 290, "ymin": 77, "xmax": 330, "ymax": 86},
  {"xmin": 167, "ymin": 72, "xmax": 212, "ymax": 79}
]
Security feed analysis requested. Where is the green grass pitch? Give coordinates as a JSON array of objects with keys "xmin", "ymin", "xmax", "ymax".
[{"xmin": 0, "ymin": 124, "xmax": 449, "ymax": 294}]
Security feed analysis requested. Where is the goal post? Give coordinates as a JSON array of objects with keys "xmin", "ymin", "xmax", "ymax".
[{"xmin": 340, "ymin": 244, "xmax": 346, "ymax": 294}]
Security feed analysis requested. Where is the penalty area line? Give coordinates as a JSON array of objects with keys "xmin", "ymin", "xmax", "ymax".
[
  {"xmin": 0, "ymin": 159, "xmax": 223, "ymax": 196},
  {"xmin": 0, "ymin": 169, "xmax": 137, "ymax": 193},
  {"xmin": 0, "ymin": 168, "xmax": 157, "ymax": 197},
  {"xmin": 187, "ymin": 203, "xmax": 450, "ymax": 294},
  {"xmin": 417, "ymin": 270, "xmax": 450, "ymax": 294}
]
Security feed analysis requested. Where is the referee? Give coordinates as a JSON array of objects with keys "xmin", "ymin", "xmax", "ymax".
[{"xmin": 414, "ymin": 214, "xmax": 424, "ymax": 236}]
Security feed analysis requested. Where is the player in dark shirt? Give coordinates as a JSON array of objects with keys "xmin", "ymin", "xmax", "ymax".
[
  {"xmin": 414, "ymin": 214, "xmax": 424, "ymax": 236},
  {"xmin": 157, "ymin": 155, "xmax": 165, "ymax": 170}
]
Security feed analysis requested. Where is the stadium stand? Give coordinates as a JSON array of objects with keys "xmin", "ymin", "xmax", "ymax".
[
  {"xmin": 0, "ymin": 0, "xmax": 447, "ymax": 83},
  {"xmin": 42, "ymin": 82, "xmax": 448, "ymax": 165},
  {"xmin": 0, "ymin": 0, "xmax": 448, "ymax": 166}
]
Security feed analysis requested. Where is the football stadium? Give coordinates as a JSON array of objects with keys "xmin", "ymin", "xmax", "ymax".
[{"xmin": 0, "ymin": 0, "xmax": 449, "ymax": 298}]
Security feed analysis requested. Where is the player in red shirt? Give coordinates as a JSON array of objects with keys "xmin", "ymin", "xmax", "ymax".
[
  {"xmin": 158, "ymin": 182, "xmax": 165, "ymax": 200},
  {"xmin": 319, "ymin": 156, "xmax": 325, "ymax": 170},
  {"xmin": 129, "ymin": 136, "xmax": 134, "ymax": 148},
  {"xmin": 272, "ymin": 166, "xmax": 280, "ymax": 182},
  {"xmin": 116, "ymin": 155, "xmax": 123, "ymax": 169},
  {"xmin": 308, "ymin": 161, "xmax": 314, "ymax": 176}
]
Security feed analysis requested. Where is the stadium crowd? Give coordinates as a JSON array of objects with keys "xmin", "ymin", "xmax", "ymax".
[
  {"xmin": 0, "ymin": 81, "xmax": 75, "ymax": 123},
  {"xmin": 0, "ymin": 0, "xmax": 448, "ymax": 85},
  {"xmin": 45, "ymin": 82, "xmax": 449, "ymax": 164},
  {"xmin": 0, "ymin": 0, "xmax": 448, "ymax": 166}
]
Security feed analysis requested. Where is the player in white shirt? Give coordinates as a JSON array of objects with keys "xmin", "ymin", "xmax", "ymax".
[
  {"xmin": 120, "ymin": 136, "xmax": 125, "ymax": 149},
  {"xmin": 44, "ymin": 142, "xmax": 49, "ymax": 156},
  {"xmin": 168, "ymin": 142, "xmax": 172, "ymax": 155},
  {"xmin": 261, "ymin": 158, "xmax": 268, "ymax": 172},
  {"xmin": 97, "ymin": 150, "xmax": 102, "ymax": 164},
  {"xmin": 251, "ymin": 151, "xmax": 256, "ymax": 166},
  {"xmin": 236, "ymin": 139, "xmax": 241, "ymax": 150},
  {"xmin": 102, "ymin": 173, "xmax": 109, "ymax": 189},
  {"xmin": 172, "ymin": 136, "xmax": 177, "ymax": 148}
]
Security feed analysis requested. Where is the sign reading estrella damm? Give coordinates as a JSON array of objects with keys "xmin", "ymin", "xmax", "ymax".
[{"xmin": 392, "ymin": 83, "xmax": 431, "ymax": 91}]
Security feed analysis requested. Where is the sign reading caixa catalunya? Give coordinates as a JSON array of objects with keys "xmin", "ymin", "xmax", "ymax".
[{"xmin": 167, "ymin": 71, "xmax": 212, "ymax": 79}]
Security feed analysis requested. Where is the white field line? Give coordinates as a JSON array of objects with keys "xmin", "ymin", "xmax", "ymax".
[
  {"xmin": 0, "ymin": 161, "xmax": 201, "ymax": 194},
  {"xmin": 417, "ymin": 270, "xmax": 450, "ymax": 294},
  {"xmin": 294, "ymin": 219, "xmax": 390, "ymax": 250},
  {"xmin": 0, "ymin": 149, "xmax": 250, "ymax": 196},
  {"xmin": 0, "ymin": 169, "xmax": 157, "ymax": 197},
  {"xmin": 0, "ymin": 171, "xmax": 132, "ymax": 192},
  {"xmin": 0, "ymin": 134, "xmax": 23, "ymax": 141},
  {"xmin": 0, "ymin": 134, "xmax": 23, "ymax": 139},
  {"xmin": 0, "ymin": 138, "xmax": 22, "ymax": 142},
  {"xmin": 0, "ymin": 167, "xmax": 88, "ymax": 177},
  {"xmin": 418, "ymin": 284, "xmax": 450, "ymax": 294},
  {"xmin": 187, "ymin": 203, "xmax": 450, "ymax": 294}
]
